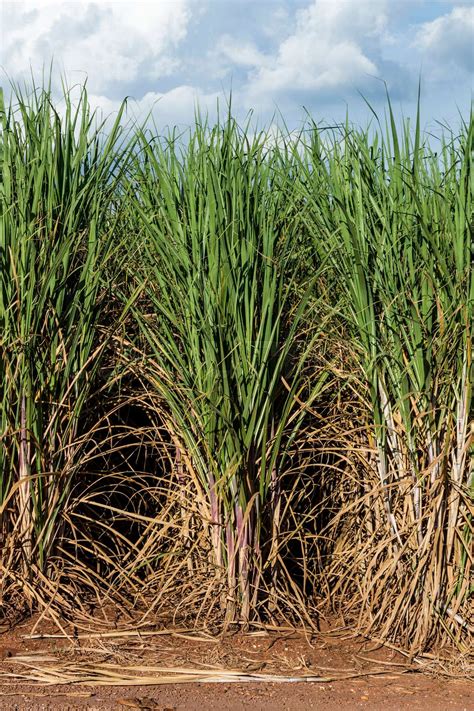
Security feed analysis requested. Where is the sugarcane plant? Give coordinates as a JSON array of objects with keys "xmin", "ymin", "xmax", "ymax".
[
  {"xmin": 297, "ymin": 98, "xmax": 473, "ymax": 646},
  {"xmin": 0, "ymin": 80, "xmax": 128, "ymax": 596},
  {"xmin": 122, "ymin": 113, "xmax": 330, "ymax": 626}
]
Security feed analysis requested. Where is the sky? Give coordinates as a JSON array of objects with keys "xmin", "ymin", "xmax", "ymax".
[{"xmin": 0, "ymin": 0, "xmax": 473, "ymax": 132}]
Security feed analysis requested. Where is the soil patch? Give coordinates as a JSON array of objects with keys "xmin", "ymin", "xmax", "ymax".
[{"xmin": 0, "ymin": 618, "xmax": 472, "ymax": 710}]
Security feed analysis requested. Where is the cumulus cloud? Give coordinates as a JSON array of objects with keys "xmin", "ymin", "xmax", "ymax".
[
  {"xmin": 1, "ymin": 1, "xmax": 192, "ymax": 93},
  {"xmin": 413, "ymin": 6, "xmax": 474, "ymax": 74},
  {"xmin": 0, "ymin": 0, "xmax": 469, "ymax": 130},
  {"xmin": 216, "ymin": 35, "xmax": 269, "ymax": 69},
  {"xmin": 89, "ymin": 85, "xmax": 221, "ymax": 130},
  {"xmin": 238, "ymin": 0, "xmax": 389, "ymax": 101}
]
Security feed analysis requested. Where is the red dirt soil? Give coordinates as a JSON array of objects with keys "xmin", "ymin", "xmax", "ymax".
[{"xmin": 0, "ymin": 617, "xmax": 472, "ymax": 710}]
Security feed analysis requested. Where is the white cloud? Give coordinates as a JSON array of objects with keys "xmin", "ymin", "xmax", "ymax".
[
  {"xmin": 89, "ymin": 84, "xmax": 220, "ymax": 129},
  {"xmin": 1, "ymin": 1, "xmax": 192, "ymax": 93},
  {"xmin": 216, "ymin": 35, "xmax": 269, "ymax": 69},
  {"xmin": 0, "ymin": 0, "xmax": 470, "ymax": 131},
  {"xmin": 413, "ymin": 7, "xmax": 474, "ymax": 74},
  {"xmin": 232, "ymin": 0, "xmax": 390, "ymax": 102}
]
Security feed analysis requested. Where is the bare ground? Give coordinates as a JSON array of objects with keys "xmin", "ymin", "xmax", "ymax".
[{"xmin": 0, "ymin": 616, "xmax": 472, "ymax": 710}]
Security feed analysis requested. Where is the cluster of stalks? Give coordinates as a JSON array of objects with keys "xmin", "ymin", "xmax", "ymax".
[{"xmin": 0, "ymin": 81, "xmax": 472, "ymax": 653}]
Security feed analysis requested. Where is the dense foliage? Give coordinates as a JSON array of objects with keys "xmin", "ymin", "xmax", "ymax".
[{"xmin": 0, "ymin": 83, "xmax": 472, "ymax": 652}]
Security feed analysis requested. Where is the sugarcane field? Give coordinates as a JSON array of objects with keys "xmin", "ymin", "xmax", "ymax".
[{"xmin": 0, "ymin": 2, "xmax": 473, "ymax": 707}]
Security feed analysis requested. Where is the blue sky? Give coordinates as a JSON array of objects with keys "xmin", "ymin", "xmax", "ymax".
[{"xmin": 1, "ymin": 1, "xmax": 472, "ymax": 131}]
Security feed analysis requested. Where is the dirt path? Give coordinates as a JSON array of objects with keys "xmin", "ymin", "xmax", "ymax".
[
  {"xmin": 1, "ymin": 618, "xmax": 472, "ymax": 710},
  {"xmin": 0, "ymin": 675, "xmax": 473, "ymax": 711}
]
